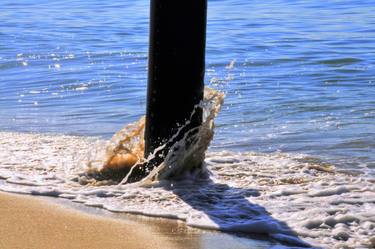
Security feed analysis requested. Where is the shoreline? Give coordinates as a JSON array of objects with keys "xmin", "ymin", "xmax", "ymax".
[
  {"xmin": 3, "ymin": 131, "xmax": 374, "ymax": 248},
  {"xmin": 0, "ymin": 191, "xmax": 176, "ymax": 249},
  {"xmin": 0, "ymin": 191, "xmax": 275, "ymax": 249}
]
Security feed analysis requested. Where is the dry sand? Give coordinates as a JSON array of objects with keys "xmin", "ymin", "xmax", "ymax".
[{"xmin": 0, "ymin": 192, "xmax": 178, "ymax": 249}]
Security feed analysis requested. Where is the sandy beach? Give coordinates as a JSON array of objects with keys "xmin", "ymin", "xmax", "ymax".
[
  {"xmin": 0, "ymin": 192, "xmax": 176, "ymax": 249},
  {"xmin": 0, "ymin": 191, "xmax": 274, "ymax": 249},
  {"xmin": 2, "ymin": 0, "xmax": 374, "ymax": 248}
]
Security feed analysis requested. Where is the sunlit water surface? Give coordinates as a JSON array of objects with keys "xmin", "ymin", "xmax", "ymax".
[
  {"xmin": 1, "ymin": 0, "xmax": 374, "ymax": 170},
  {"xmin": 1, "ymin": 0, "xmax": 375, "ymax": 248}
]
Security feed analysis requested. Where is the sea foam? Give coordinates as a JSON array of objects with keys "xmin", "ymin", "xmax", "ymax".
[{"xmin": 1, "ymin": 131, "xmax": 374, "ymax": 248}]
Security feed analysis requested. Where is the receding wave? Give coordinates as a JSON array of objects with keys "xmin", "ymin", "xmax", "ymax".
[{"xmin": 1, "ymin": 128, "xmax": 374, "ymax": 248}]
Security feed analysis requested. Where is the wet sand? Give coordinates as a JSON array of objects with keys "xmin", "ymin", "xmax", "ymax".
[
  {"xmin": 0, "ymin": 191, "xmax": 178, "ymax": 249},
  {"xmin": 0, "ymin": 191, "xmax": 274, "ymax": 249}
]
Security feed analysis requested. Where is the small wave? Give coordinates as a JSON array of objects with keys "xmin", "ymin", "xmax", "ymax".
[
  {"xmin": 317, "ymin": 58, "xmax": 362, "ymax": 66},
  {"xmin": 1, "ymin": 131, "xmax": 374, "ymax": 248}
]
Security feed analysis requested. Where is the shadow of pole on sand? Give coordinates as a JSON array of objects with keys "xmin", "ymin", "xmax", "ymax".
[{"xmin": 163, "ymin": 173, "xmax": 316, "ymax": 248}]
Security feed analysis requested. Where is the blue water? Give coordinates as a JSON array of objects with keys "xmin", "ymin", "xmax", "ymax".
[{"xmin": 1, "ymin": 0, "xmax": 374, "ymax": 170}]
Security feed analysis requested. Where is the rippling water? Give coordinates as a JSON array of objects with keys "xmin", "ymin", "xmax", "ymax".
[
  {"xmin": 1, "ymin": 0, "xmax": 374, "ymax": 170},
  {"xmin": 1, "ymin": 1, "xmax": 375, "ymax": 248}
]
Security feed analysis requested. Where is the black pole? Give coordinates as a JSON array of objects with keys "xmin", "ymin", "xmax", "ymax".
[{"xmin": 144, "ymin": 0, "xmax": 207, "ymax": 169}]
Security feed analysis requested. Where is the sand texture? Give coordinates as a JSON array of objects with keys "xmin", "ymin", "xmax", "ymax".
[{"xmin": 0, "ymin": 192, "xmax": 175, "ymax": 249}]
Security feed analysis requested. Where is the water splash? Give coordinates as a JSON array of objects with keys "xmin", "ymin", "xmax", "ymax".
[{"xmin": 89, "ymin": 87, "xmax": 225, "ymax": 185}]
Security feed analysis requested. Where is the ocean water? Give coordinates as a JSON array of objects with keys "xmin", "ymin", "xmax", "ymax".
[{"xmin": 1, "ymin": 0, "xmax": 375, "ymax": 248}]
